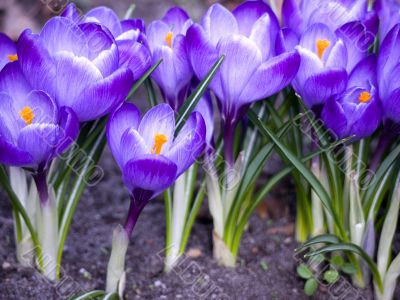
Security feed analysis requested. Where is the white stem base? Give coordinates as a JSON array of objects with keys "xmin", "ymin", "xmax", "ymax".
[
  {"xmin": 212, "ymin": 231, "xmax": 236, "ymax": 267},
  {"xmin": 37, "ymin": 198, "xmax": 58, "ymax": 281},
  {"xmin": 106, "ymin": 225, "xmax": 129, "ymax": 297}
]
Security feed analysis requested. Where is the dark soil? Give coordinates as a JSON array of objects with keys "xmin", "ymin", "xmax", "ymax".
[{"xmin": 0, "ymin": 150, "xmax": 378, "ymax": 300}]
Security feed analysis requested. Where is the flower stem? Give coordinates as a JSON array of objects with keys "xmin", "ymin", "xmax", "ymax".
[{"xmin": 369, "ymin": 133, "xmax": 394, "ymax": 173}]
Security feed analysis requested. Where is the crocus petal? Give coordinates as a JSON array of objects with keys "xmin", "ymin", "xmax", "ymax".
[
  {"xmin": 122, "ymin": 155, "xmax": 177, "ymax": 194},
  {"xmin": 55, "ymin": 106, "xmax": 79, "ymax": 156},
  {"xmin": 193, "ymin": 92, "xmax": 214, "ymax": 144},
  {"xmin": 22, "ymin": 90, "xmax": 58, "ymax": 125},
  {"xmin": 302, "ymin": 69, "xmax": 348, "ymax": 108},
  {"xmin": 138, "ymin": 104, "xmax": 175, "ymax": 153},
  {"xmin": 78, "ymin": 23, "xmax": 119, "ymax": 77},
  {"xmin": 0, "ymin": 62, "xmax": 31, "ymax": 103},
  {"xmin": 0, "ymin": 33, "xmax": 16, "ymax": 70},
  {"xmin": 84, "ymin": 6, "xmax": 122, "ymax": 37},
  {"xmin": 0, "ymin": 92, "xmax": 21, "ymax": 141},
  {"xmin": 186, "ymin": 24, "xmax": 222, "ymax": 98},
  {"xmin": 73, "ymin": 67, "xmax": 134, "ymax": 122},
  {"xmin": 216, "ymin": 35, "xmax": 262, "ymax": 107},
  {"xmin": 349, "ymin": 98, "xmax": 381, "ymax": 139},
  {"xmin": 147, "ymin": 20, "xmax": 171, "ymax": 50},
  {"xmin": 121, "ymin": 19, "xmax": 146, "ymax": 33},
  {"xmin": 151, "ymin": 35, "xmax": 192, "ymax": 109},
  {"xmin": 291, "ymin": 46, "xmax": 323, "ymax": 96},
  {"xmin": 336, "ymin": 21, "xmax": 374, "ymax": 72},
  {"xmin": 240, "ymin": 51, "xmax": 300, "ymax": 104},
  {"xmin": 276, "ymin": 28, "xmax": 299, "ymax": 54},
  {"xmin": 383, "ymin": 87, "xmax": 400, "ymax": 123},
  {"xmin": 233, "ymin": 1, "xmax": 277, "ymax": 37},
  {"xmin": 348, "ymin": 55, "xmax": 377, "ymax": 88},
  {"xmin": 17, "ymin": 30, "xmax": 57, "ymax": 97},
  {"xmin": 41, "ymin": 17, "xmax": 89, "ymax": 57},
  {"xmin": 17, "ymin": 123, "xmax": 60, "ymax": 166},
  {"xmin": 106, "ymin": 102, "xmax": 141, "ymax": 167},
  {"xmin": 61, "ymin": 3, "xmax": 81, "ymax": 23},
  {"xmin": 166, "ymin": 112, "xmax": 206, "ymax": 176},
  {"xmin": 120, "ymin": 128, "xmax": 149, "ymax": 166},
  {"xmin": 248, "ymin": 13, "xmax": 274, "ymax": 60},
  {"xmin": 325, "ymin": 39, "xmax": 348, "ymax": 69},
  {"xmin": 54, "ymin": 52, "xmax": 103, "ymax": 109},
  {"xmin": 282, "ymin": 0, "xmax": 304, "ymax": 36},
  {"xmin": 322, "ymin": 97, "xmax": 348, "ymax": 139},
  {"xmin": 0, "ymin": 131, "xmax": 33, "ymax": 166},
  {"xmin": 201, "ymin": 4, "xmax": 239, "ymax": 46},
  {"xmin": 162, "ymin": 7, "xmax": 191, "ymax": 34},
  {"xmin": 117, "ymin": 40, "xmax": 151, "ymax": 80}
]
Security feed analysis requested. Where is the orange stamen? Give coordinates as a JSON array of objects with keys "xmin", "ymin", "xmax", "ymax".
[
  {"xmin": 7, "ymin": 54, "xmax": 18, "ymax": 62},
  {"xmin": 19, "ymin": 106, "xmax": 35, "ymax": 125},
  {"xmin": 151, "ymin": 133, "xmax": 168, "ymax": 155},
  {"xmin": 165, "ymin": 32, "xmax": 173, "ymax": 48},
  {"xmin": 316, "ymin": 39, "xmax": 331, "ymax": 60},
  {"xmin": 359, "ymin": 91, "xmax": 372, "ymax": 103}
]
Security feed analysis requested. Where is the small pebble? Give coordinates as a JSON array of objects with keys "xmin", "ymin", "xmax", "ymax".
[
  {"xmin": 2, "ymin": 262, "xmax": 11, "ymax": 270},
  {"xmin": 187, "ymin": 248, "xmax": 203, "ymax": 258},
  {"xmin": 154, "ymin": 280, "xmax": 166, "ymax": 289},
  {"xmin": 79, "ymin": 268, "xmax": 92, "ymax": 279}
]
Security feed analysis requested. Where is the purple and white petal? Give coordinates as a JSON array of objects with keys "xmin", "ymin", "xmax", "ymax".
[
  {"xmin": 138, "ymin": 104, "xmax": 175, "ymax": 153},
  {"xmin": 0, "ymin": 33, "xmax": 16, "ymax": 71},
  {"xmin": 83, "ymin": 6, "xmax": 122, "ymax": 37},
  {"xmin": 120, "ymin": 128, "xmax": 149, "ymax": 166},
  {"xmin": 122, "ymin": 155, "xmax": 177, "ymax": 194},
  {"xmin": 73, "ymin": 67, "xmax": 133, "ymax": 122},
  {"xmin": 106, "ymin": 102, "xmax": 141, "ymax": 167},
  {"xmin": 166, "ymin": 112, "xmax": 206, "ymax": 176}
]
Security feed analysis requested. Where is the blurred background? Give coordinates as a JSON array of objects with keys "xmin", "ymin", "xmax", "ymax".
[{"xmin": 0, "ymin": 0, "xmax": 260, "ymax": 39}]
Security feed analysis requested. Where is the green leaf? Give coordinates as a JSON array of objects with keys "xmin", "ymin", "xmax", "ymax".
[
  {"xmin": 126, "ymin": 59, "xmax": 162, "ymax": 99},
  {"xmin": 330, "ymin": 255, "xmax": 344, "ymax": 267},
  {"xmin": 175, "ymin": 55, "xmax": 224, "ymax": 133},
  {"xmin": 323, "ymin": 269, "xmax": 339, "ymax": 284},
  {"xmin": 341, "ymin": 262, "xmax": 357, "ymax": 274},
  {"xmin": 68, "ymin": 290, "xmax": 106, "ymax": 300},
  {"xmin": 304, "ymin": 278, "xmax": 318, "ymax": 296},
  {"xmin": 297, "ymin": 264, "xmax": 313, "ymax": 279},
  {"xmin": 247, "ymin": 109, "xmax": 346, "ymax": 238},
  {"xmin": 305, "ymin": 243, "xmax": 383, "ymax": 292},
  {"xmin": 297, "ymin": 234, "xmax": 340, "ymax": 252},
  {"xmin": 260, "ymin": 260, "xmax": 269, "ymax": 271}
]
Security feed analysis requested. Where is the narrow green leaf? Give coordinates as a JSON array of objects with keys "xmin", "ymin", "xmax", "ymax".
[
  {"xmin": 175, "ymin": 55, "xmax": 224, "ymax": 133},
  {"xmin": 126, "ymin": 59, "xmax": 162, "ymax": 99},
  {"xmin": 297, "ymin": 234, "xmax": 340, "ymax": 251},
  {"xmin": 247, "ymin": 109, "xmax": 346, "ymax": 238},
  {"xmin": 68, "ymin": 290, "xmax": 106, "ymax": 300}
]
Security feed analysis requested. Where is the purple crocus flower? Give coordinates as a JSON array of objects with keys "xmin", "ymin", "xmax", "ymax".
[
  {"xmin": 187, "ymin": 1, "xmax": 300, "ymax": 164},
  {"xmin": 147, "ymin": 7, "xmax": 194, "ymax": 111},
  {"xmin": 0, "ymin": 62, "xmax": 79, "ymax": 170},
  {"xmin": 282, "ymin": 0, "xmax": 377, "ymax": 72},
  {"xmin": 0, "ymin": 33, "xmax": 17, "ymax": 71},
  {"xmin": 377, "ymin": 24, "xmax": 400, "ymax": 127},
  {"xmin": 106, "ymin": 103, "xmax": 205, "ymax": 235},
  {"xmin": 61, "ymin": 3, "xmax": 152, "ymax": 80},
  {"xmin": 322, "ymin": 56, "xmax": 381, "ymax": 140},
  {"xmin": 291, "ymin": 23, "xmax": 348, "ymax": 110},
  {"xmin": 16, "ymin": 16, "xmax": 134, "ymax": 122}
]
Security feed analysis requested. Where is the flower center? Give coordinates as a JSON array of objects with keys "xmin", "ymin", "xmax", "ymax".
[
  {"xmin": 316, "ymin": 39, "xmax": 331, "ymax": 60},
  {"xmin": 19, "ymin": 106, "xmax": 35, "ymax": 125},
  {"xmin": 359, "ymin": 91, "xmax": 372, "ymax": 103},
  {"xmin": 7, "ymin": 54, "xmax": 18, "ymax": 62},
  {"xmin": 165, "ymin": 32, "xmax": 173, "ymax": 48},
  {"xmin": 151, "ymin": 133, "xmax": 168, "ymax": 155}
]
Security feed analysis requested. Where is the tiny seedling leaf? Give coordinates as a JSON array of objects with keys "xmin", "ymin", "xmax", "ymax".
[
  {"xmin": 330, "ymin": 255, "xmax": 344, "ymax": 267},
  {"xmin": 297, "ymin": 264, "xmax": 313, "ymax": 279},
  {"xmin": 304, "ymin": 278, "xmax": 318, "ymax": 296},
  {"xmin": 323, "ymin": 270, "xmax": 339, "ymax": 284},
  {"xmin": 341, "ymin": 263, "xmax": 357, "ymax": 274}
]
